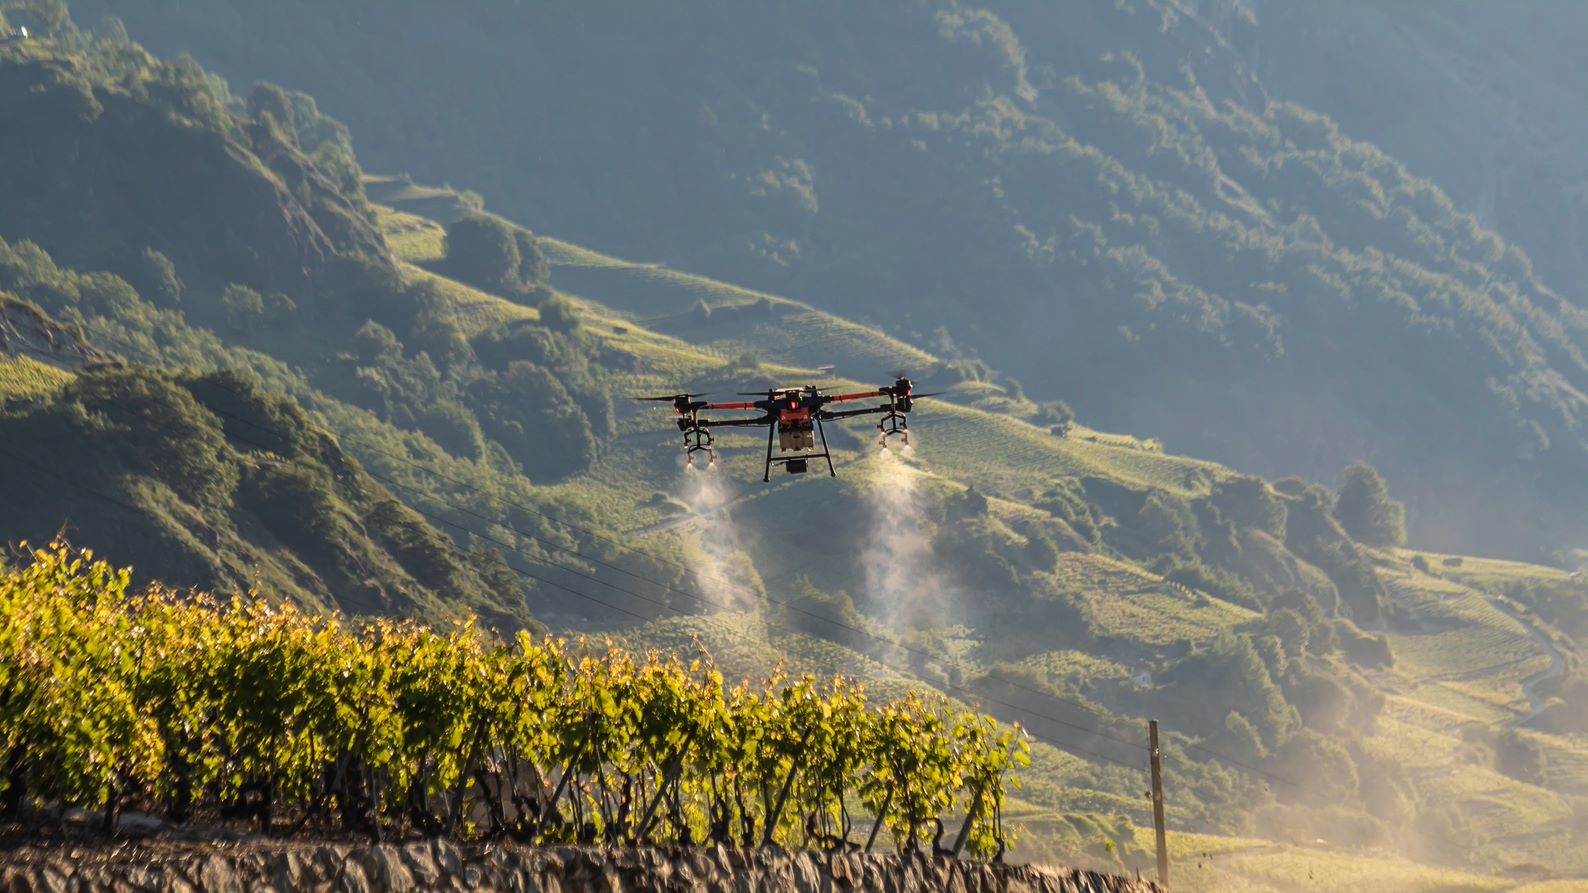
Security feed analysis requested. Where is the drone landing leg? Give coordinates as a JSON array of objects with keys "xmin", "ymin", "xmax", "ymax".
[
  {"xmin": 764, "ymin": 421, "xmax": 776, "ymax": 482},
  {"xmin": 816, "ymin": 417, "xmax": 836, "ymax": 477}
]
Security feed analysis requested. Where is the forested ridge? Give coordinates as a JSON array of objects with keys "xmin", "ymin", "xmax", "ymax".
[
  {"xmin": 63, "ymin": 0, "xmax": 1588, "ymax": 560},
  {"xmin": 0, "ymin": 26, "xmax": 638, "ymax": 628},
  {"xmin": 3, "ymin": 4, "xmax": 1588, "ymax": 888}
]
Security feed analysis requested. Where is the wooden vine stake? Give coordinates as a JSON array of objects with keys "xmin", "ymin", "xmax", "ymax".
[{"xmin": 1149, "ymin": 719, "xmax": 1168, "ymax": 888}]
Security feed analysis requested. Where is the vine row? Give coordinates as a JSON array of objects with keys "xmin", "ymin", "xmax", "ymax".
[{"xmin": 0, "ymin": 542, "xmax": 1027, "ymax": 857}]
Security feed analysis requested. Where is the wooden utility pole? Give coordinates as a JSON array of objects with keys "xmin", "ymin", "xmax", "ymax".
[{"xmin": 1149, "ymin": 719, "xmax": 1169, "ymax": 888}]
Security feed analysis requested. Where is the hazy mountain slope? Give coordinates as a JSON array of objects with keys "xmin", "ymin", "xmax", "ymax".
[
  {"xmin": 63, "ymin": 0, "xmax": 1588, "ymax": 560},
  {"xmin": 0, "ymin": 38, "xmax": 386, "ymax": 297},
  {"xmin": 368, "ymin": 183, "xmax": 1588, "ymax": 877},
  {"xmin": 0, "ymin": 38, "xmax": 604, "ymax": 628},
  {"xmin": 1242, "ymin": 1, "xmax": 1588, "ymax": 310},
  {"xmin": 4, "ymin": 18, "xmax": 1588, "ymax": 884}
]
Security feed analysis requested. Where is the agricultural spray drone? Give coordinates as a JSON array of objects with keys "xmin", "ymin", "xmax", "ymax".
[{"xmin": 637, "ymin": 378, "xmax": 934, "ymax": 481}]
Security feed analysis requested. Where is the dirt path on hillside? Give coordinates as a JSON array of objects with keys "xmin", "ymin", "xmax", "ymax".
[{"xmin": 1488, "ymin": 599, "xmax": 1566, "ymax": 724}]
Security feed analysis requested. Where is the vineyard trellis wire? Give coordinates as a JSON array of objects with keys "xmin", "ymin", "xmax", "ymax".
[{"xmin": 0, "ymin": 541, "xmax": 1028, "ymax": 856}]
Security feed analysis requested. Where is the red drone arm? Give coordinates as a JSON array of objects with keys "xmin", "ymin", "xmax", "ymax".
[
  {"xmin": 702, "ymin": 400, "xmax": 760, "ymax": 411},
  {"xmin": 827, "ymin": 390, "xmax": 886, "ymax": 403}
]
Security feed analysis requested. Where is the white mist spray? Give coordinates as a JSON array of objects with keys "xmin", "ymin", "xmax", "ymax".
[
  {"xmin": 678, "ymin": 464, "xmax": 761, "ymax": 612},
  {"xmin": 859, "ymin": 447, "xmax": 941, "ymax": 631}
]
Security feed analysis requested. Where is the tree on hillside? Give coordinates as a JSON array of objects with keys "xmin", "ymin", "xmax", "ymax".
[
  {"xmin": 60, "ymin": 366, "xmax": 238, "ymax": 509},
  {"xmin": 539, "ymin": 294, "xmax": 579, "ymax": 333},
  {"xmin": 220, "ymin": 283, "xmax": 264, "ymax": 334},
  {"xmin": 247, "ymin": 83, "xmax": 300, "ymax": 144},
  {"xmin": 513, "ymin": 228, "xmax": 549, "ymax": 286},
  {"xmin": 1160, "ymin": 631, "xmax": 1295, "ymax": 749},
  {"xmin": 1136, "ymin": 491, "xmax": 1198, "ymax": 561},
  {"xmin": 1333, "ymin": 462, "xmax": 1407, "ymax": 547},
  {"xmin": 1209, "ymin": 475, "xmax": 1287, "ymax": 538},
  {"xmin": 121, "ymin": 247, "xmax": 183, "ymax": 308},
  {"xmin": 444, "ymin": 212, "xmax": 520, "ymax": 294}
]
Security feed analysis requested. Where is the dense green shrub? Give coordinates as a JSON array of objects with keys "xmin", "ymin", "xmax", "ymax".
[
  {"xmin": 120, "ymin": 247, "xmax": 183, "ymax": 308},
  {"xmin": 1209, "ymin": 475, "xmax": 1288, "ymax": 539},
  {"xmin": 238, "ymin": 461, "xmax": 339, "ymax": 554},
  {"xmin": 445, "ymin": 212, "xmax": 523, "ymax": 294},
  {"xmin": 1333, "ymin": 463, "xmax": 1407, "ymax": 548},
  {"xmin": 220, "ymin": 283, "xmax": 265, "ymax": 333}
]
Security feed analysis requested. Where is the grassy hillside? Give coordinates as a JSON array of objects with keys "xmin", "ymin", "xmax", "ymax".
[
  {"xmin": 2, "ymin": 19, "xmax": 1588, "ymax": 888},
  {"xmin": 366, "ymin": 182, "xmax": 1588, "ymax": 881},
  {"xmin": 0, "ymin": 311, "xmax": 532, "ymax": 628},
  {"xmin": 68, "ymin": 0, "xmax": 1588, "ymax": 562}
]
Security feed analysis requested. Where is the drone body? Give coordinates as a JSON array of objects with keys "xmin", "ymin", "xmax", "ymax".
[{"xmin": 638, "ymin": 378, "xmax": 932, "ymax": 481}]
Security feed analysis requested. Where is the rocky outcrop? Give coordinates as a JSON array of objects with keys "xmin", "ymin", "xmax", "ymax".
[
  {"xmin": 0, "ymin": 841, "xmax": 1160, "ymax": 893},
  {"xmin": 0, "ymin": 296, "xmax": 103, "ymax": 368}
]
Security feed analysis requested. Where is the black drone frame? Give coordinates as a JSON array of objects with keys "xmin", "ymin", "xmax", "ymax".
[{"xmin": 643, "ymin": 379, "xmax": 927, "ymax": 481}]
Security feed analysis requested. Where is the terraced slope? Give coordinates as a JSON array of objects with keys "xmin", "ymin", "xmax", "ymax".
[{"xmin": 365, "ymin": 191, "xmax": 1588, "ymax": 880}]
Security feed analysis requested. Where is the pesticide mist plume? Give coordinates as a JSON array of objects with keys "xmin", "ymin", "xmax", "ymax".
[
  {"xmin": 678, "ymin": 464, "xmax": 762, "ymax": 612},
  {"xmin": 860, "ymin": 446, "xmax": 947, "ymax": 630}
]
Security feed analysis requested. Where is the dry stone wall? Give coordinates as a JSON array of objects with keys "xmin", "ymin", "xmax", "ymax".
[{"xmin": 0, "ymin": 841, "xmax": 1161, "ymax": 893}]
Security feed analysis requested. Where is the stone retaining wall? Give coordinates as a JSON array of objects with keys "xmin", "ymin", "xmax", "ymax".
[{"xmin": 0, "ymin": 841, "xmax": 1161, "ymax": 893}]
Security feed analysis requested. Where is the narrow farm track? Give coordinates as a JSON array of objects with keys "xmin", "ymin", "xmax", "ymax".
[{"xmin": 1489, "ymin": 599, "xmax": 1568, "ymax": 723}]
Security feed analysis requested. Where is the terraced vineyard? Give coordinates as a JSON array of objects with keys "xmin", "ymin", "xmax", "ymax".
[
  {"xmin": 1054, "ymin": 554, "xmax": 1254, "ymax": 647},
  {"xmin": 6, "ymin": 168, "xmax": 1573, "ymax": 883},
  {"xmin": 16, "ymin": 189, "xmax": 1540, "ymax": 883},
  {"xmin": 362, "ymin": 196, "xmax": 1588, "ymax": 882},
  {"xmin": 6, "ymin": 16, "xmax": 1588, "ymax": 886}
]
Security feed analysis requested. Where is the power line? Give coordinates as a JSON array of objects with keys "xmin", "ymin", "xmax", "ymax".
[
  {"xmin": 2, "ymin": 348, "xmax": 1149, "ymax": 770},
  {"xmin": 6, "ymin": 328, "xmax": 1306, "ymax": 786},
  {"xmin": 9, "ymin": 337, "xmax": 1283, "ymax": 781},
  {"xmin": 0, "ymin": 432, "xmax": 1145, "ymax": 772},
  {"xmin": 360, "ymin": 471, "xmax": 1149, "ymax": 765},
  {"xmin": 0, "ymin": 443, "xmax": 654, "ymax": 626},
  {"xmin": 15, "ymin": 337, "xmax": 1152, "ymax": 751}
]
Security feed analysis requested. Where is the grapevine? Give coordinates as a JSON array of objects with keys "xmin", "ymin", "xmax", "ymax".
[{"xmin": 0, "ymin": 542, "xmax": 1027, "ymax": 856}]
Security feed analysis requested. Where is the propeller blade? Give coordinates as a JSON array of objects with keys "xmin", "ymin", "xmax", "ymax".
[
  {"xmin": 910, "ymin": 391, "xmax": 943, "ymax": 399},
  {"xmin": 634, "ymin": 393, "xmax": 708, "ymax": 402},
  {"xmin": 737, "ymin": 385, "xmax": 832, "ymax": 396}
]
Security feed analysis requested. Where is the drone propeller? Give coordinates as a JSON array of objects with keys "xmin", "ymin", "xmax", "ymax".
[
  {"xmin": 738, "ymin": 386, "xmax": 832, "ymax": 396},
  {"xmin": 635, "ymin": 393, "xmax": 709, "ymax": 402}
]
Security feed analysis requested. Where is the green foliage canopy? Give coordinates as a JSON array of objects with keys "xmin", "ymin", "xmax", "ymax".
[{"xmin": 1333, "ymin": 462, "xmax": 1407, "ymax": 547}]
